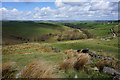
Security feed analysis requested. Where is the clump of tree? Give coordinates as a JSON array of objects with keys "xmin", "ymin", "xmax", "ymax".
[
  {"xmin": 57, "ymin": 29, "xmax": 87, "ymax": 41},
  {"xmin": 40, "ymin": 34, "xmax": 52, "ymax": 42},
  {"xmin": 80, "ymin": 28, "xmax": 93, "ymax": 38}
]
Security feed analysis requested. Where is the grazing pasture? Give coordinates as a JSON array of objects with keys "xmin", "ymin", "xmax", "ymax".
[{"xmin": 2, "ymin": 21, "xmax": 120, "ymax": 79}]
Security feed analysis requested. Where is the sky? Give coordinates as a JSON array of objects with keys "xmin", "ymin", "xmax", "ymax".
[{"xmin": 0, "ymin": 0, "xmax": 119, "ymax": 20}]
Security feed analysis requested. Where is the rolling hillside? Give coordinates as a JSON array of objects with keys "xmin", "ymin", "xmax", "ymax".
[
  {"xmin": 62, "ymin": 22, "xmax": 119, "ymax": 38},
  {"xmin": 2, "ymin": 21, "xmax": 86, "ymax": 45},
  {"xmin": 2, "ymin": 21, "xmax": 120, "ymax": 79}
]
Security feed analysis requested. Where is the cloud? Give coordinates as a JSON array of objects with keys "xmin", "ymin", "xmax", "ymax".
[
  {"xmin": 1, "ymin": 7, "xmax": 25, "ymax": 20},
  {"xmin": 2, "ymin": 0, "xmax": 55, "ymax": 2},
  {"xmin": 54, "ymin": 0, "xmax": 118, "ymax": 20},
  {"xmin": 1, "ymin": 0, "xmax": 118, "ymax": 20},
  {"xmin": 2, "ymin": 0, "xmax": 120, "ymax": 2}
]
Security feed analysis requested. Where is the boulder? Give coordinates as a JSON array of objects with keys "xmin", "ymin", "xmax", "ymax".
[
  {"xmin": 92, "ymin": 67, "xmax": 99, "ymax": 71},
  {"xmin": 77, "ymin": 49, "xmax": 82, "ymax": 53},
  {"xmin": 86, "ymin": 59, "xmax": 93, "ymax": 64},
  {"xmin": 88, "ymin": 51, "xmax": 97, "ymax": 57},
  {"xmin": 113, "ymin": 75, "xmax": 120, "ymax": 80},
  {"xmin": 82, "ymin": 49, "xmax": 89, "ymax": 53},
  {"xmin": 103, "ymin": 67, "xmax": 120, "ymax": 75}
]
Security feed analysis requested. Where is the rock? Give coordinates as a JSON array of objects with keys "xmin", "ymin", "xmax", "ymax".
[
  {"xmin": 85, "ymin": 66, "xmax": 99, "ymax": 71},
  {"xmin": 113, "ymin": 75, "xmax": 120, "ymax": 80},
  {"xmin": 81, "ymin": 49, "xmax": 89, "ymax": 53},
  {"xmin": 100, "ymin": 38, "xmax": 105, "ymax": 40},
  {"xmin": 88, "ymin": 51, "xmax": 97, "ymax": 57},
  {"xmin": 104, "ymin": 57, "xmax": 109, "ymax": 60},
  {"xmin": 94, "ymin": 54, "xmax": 97, "ymax": 57},
  {"xmin": 103, "ymin": 67, "xmax": 120, "ymax": 75},
  {"xmin": 77, "ymin": 49, "xmax": 82, "ymax": 53},
  {"xmin": 98, "ymin": 56, "xmax": 103, "ymax": 59},
  {"xmin": 107, "ymin": 57, "xmax": 113, "ymax": 60},
  {"xmin": 114, "ymin": 58, "xmax": 119, "ymax": 61},
  {"xmin": 96, "ymin": 56, "xmax": 101, "ymax": 58},
  {"xmin": 15, "ymin": 70, "xmax": 22, "ymax": 78},
  {"xmin": 74, "ymin": 74, "xmax": 78, "ymax": 78},
  {"xmin": 86, "ymin": 59, "xmax": 93, "ymax": 64},
  {"xmin": 91, "ymin": 67, "xmax": 99, "ymax": 71}
]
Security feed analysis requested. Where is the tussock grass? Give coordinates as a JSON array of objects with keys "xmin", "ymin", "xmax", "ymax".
[
  {"xmin": 63, "ymin": 49, "xmax": 78, "ymax": 59},
  {"xmin": 96, "ymin": 60, "xmax": 119, "ymax": 72},
  {"xmin": 40, "ymin": 46, "xmax": 53, "ymax": 53},
  {"xmin": 20, "ymin": 60, "xmax": 59, "ymax": 78},
  {"xmin": 74, "ymin": 54, "xmax": 90, "ymax": 71},
  {"xmin": 59, "ymin": 58, "xmax": 75, "ymax": 72},
  {"xmin": 2, "ymin": 62, "xmax": 18, "ymax": 79},
  {"xmin": 60, "ymin": 50, "xmax": 91, "ymax": 72}
]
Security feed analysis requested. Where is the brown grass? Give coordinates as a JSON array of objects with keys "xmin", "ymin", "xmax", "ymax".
[
  {"xmin": 96, "ymin": 60, "xmax": 119, "ymax": 72},
  {"xmin": 64, "ymin": 49, "xmax": 78, "ymax": 60},
  {"xmin": 59, "ymin": 58, "xmax": 75, "ymax": 72},
  {"xmin": 98, "ymin": 53, "xmax": 115, "ymax": 58},
  {"xmin": 74, "ymin": 54, "xmax": 90, "ymax": 71},
  {"xmin": 60, "ymin": 50, "xmax": 91, "ymax": 72},
  {"xmin": 2, "ymin": 62, "xmax": 18, "ymax": 79},
  {"xmin": 41, "ymin": 47, "xmax": 53, "ymax": 53},
  {"xmin": 20, "ymin": 60, "xmax": 59, "ymax": 78},
  {"xmin": 63, "ymin": 49, "xmax": 77, "ymax": 54}
]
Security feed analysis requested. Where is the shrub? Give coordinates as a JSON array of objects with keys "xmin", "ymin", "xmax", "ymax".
[
  {"xmin": 57, "ymin": 30, "xmax": 86, "ymax": 41},
  {"xmin": 80, "ymin": 28, "xmax": 93, "ymax": 38}
]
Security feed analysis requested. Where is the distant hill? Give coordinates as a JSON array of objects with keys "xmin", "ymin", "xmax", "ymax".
[{"xmin": 2, "ymin": 21, "xmax": 86, "ymax": 45}]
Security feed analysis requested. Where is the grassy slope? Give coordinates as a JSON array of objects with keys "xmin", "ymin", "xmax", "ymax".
[
  {"xmin": 2, "ymin": 39, "xmax": 118, "ymax": 78},
  {"xmin": 3, "ymin": 21, "xmax": 86, "ymax": 45},
  {"xmin": 2, "ymin": 21, "xmax": 119, "ymax": 78},
  {"xmin": 89, "ymin": 23, "xmax": 118, "ymax": 38},
  {"xmin": 2, "ymin": 21, "xmax": 68, "ymax": 44},
  {"xmin": 2, "ymin": 38, "xmax": 119, "ymax": 66},
  {"xmin": 60, "ymin": 22, "xmax": 118, "ymax": 38},
  {"xmin": 52, "ymin": 39, "xmax": 119, "ymax": 58},
  {"xmin": 2, "ymin": 52, "xmax": 65, "ymax": 69},
  {"xmin": 3, "ymin": 21, "xmax": 65, "ymax": 38}
]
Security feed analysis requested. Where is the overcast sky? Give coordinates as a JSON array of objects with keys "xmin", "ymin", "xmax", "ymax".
[{"xmin": 0, "ymin": 0, "xmax": 119, "ymax": 20}]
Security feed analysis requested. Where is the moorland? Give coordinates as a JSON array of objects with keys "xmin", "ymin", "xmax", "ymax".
[{"xmin": 1, "ymin": 20, "xmax": 120, "ymax": 79}]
